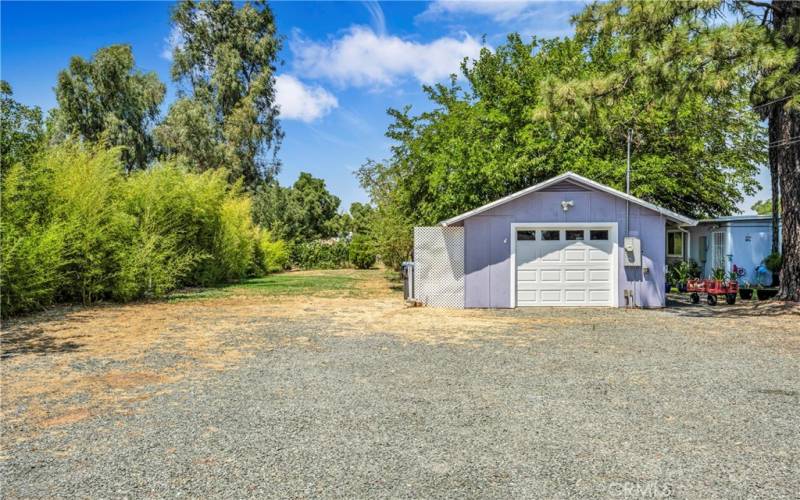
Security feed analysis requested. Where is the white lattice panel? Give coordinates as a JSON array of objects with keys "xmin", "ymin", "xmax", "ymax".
[{"xmin": 413, "ymin": 226, "xmax": 465, "ymax": 308}]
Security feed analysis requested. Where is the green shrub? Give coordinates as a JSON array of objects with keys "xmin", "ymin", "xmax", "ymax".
[
  {"xmin": 212, "ymin": 193, "xmax": 256, "ymax": 282},
  {"xmin": 291, "ymin": 240, "xmax": 349, "ymax": 269},
  {"xmin": 348, "ymin": 235, "xmax": 377, "ymax": 269},
  {"xmin": 254, "ymin": 229, "xmax": 290, "ymax": 274},
  {"xmin": 1, "ymin": 144, "xmax": 284, "ymax": 317}
]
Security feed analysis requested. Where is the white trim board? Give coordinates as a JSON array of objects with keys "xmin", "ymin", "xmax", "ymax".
[
  {"xmin": 440, "ymin": 172, "xmax": 696, "ymax": 227},
  {"xmin": 509, "ymin": 222, "xmax": 619, "ymax": 308}
]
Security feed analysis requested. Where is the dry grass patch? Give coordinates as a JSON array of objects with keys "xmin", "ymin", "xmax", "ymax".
[{"xmin": 3, "ymin": 269, "xmax": 799, "ymax": 445}]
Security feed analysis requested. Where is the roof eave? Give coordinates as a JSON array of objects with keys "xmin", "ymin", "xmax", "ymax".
[{"xmin": 440, "ymin": 172, "xmax": 697, "ymax": 227}]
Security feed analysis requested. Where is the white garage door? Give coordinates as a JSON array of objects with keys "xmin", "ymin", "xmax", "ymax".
[{"xmin": 515, "ymin": 227, "xmax": 615, "ymax": 306}]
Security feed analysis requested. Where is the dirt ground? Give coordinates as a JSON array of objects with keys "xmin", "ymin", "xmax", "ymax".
[
  {"xmin": 2, "ymin": 271, "xmax": 799, "ymax": 445},
  {"xmin": 1, "ymin": 270, "xmax": 799, "ymax": 497}
]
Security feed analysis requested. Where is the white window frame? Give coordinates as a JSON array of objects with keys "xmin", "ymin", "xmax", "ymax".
[
  {"xmin": 509, "ymin": 222, "xmax": 619, "ymax": 308},
  {"xmin": 666, "ymin": 230, "xmax": 684, "ymax": 258}
]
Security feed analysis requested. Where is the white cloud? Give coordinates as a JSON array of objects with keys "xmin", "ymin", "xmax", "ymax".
[
  {"xmin": 275, "ymin": 74, "xmax": 338, "ymax": 123},
  {"xmin": 420, "ymin": 1, "xmax": 541, "ymax": 23},
  {"xmin": 362, "ymin": 1, "xmax": 386, "ymax": 36},
  {"xmin": 290, "ymin": 26, "xmax": 484, "ymax": 88},
  {"xmin": 161, "ymin": 26, "xmax": 185, "ymax": 61}
]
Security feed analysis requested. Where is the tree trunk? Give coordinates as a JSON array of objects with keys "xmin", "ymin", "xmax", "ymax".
[
  {"xmin": 773, "ymin": 0, "xmax": 800, "ymax": 301},
  {"xmin": 777, "ymin": 106, "xmax": 800, "ymax": 301},
  {"xmin": 768, "ymin": 104, "xmax": 781, "ymax": 286}
]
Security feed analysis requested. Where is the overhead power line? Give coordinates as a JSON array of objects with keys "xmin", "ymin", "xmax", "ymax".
[{"xmin": 752, "ymin": 95, "xmax": 797, "ymax": 111}]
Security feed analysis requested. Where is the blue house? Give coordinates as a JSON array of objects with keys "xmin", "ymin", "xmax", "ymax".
[{"xmin": 668, "ymin": 215, "xmax": 781, "ymax": 286}]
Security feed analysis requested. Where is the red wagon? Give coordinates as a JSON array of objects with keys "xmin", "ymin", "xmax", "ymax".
[{"xmin": 686, "ymin": 278, "xmax": 738, "ymax": 305}]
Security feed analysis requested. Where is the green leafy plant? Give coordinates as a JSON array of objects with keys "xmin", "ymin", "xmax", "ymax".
[
  {"xmin": 711, "ymin": 267, "xmax": 726, "ymax": 281},
  {"xmin": 291, "ymin": 240, "xmax": 349, "ymax": 270},
  {"xmin": 253, "ymin": 229, "xmax": 290, "ymax": 274},
  {"xmin": 764, "ymin": 253, "xmax": 783, "ymax": 274},
  {"xmin": 668, "ymin": 261, "xmax": 691, "ymax": 286},
  {"xmin": 348, "ymin": 235, "xmax": 377, "ymax": 270},
  {"xmin": 0, "ymin": 143, "xmax": 283, "ymax": 318}
]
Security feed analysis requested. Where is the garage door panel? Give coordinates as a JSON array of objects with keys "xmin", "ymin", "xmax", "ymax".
[
  {"xmin": 564, "ymin": 269, "xmax": 586, "ymax": 282},
  {"xmin": 516, "ymin": 242, "xmax": 539, "ymax": 266},
  {"xmin": 564, "ymin": 248, "xmax": 587, "ymax": 262},
  {"xmin": 588, "ymin": 249, "xmax": 610, "ymax": 261},
  {"xmin": 589, "ymin": 289, "xmax": 611, "ymax": 303},
  {"xmin": 516, "ymin": 225, "xmax": 614, "ymax": 307},
  {"xmin": 517, "ymin": 290, "xmax": 538, "ymax": 304},
  {"xmin": 564, "ymin": 289, "xmax": 586, "ymax": 303},
  {"xmin": 540, "ymin": 269, "xmax": 561, "ymax": 282},
  {"xmin": 540, "ymin": 249, "xmax": 562, "ymax": 263},
  {"xmin": 539, "ymin": 289, "xmax": 562, "ymax": 303}
]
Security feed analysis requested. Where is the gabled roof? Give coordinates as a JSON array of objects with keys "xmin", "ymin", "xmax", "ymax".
[{"xmin": 439, "ymin": 171, "xmax": 697, "ymax": 226}]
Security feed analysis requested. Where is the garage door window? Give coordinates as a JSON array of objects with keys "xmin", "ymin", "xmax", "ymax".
[
  {"xmin": 590, "ymin": 230, "xmax": 608, "ymax": 241},
  {"xmin": 517, "ymin": 230, "xmax": 536, "ymax": 240},
  {"xmin": 565, "ymin": 230, "xmax": 584, "ymax": 240},
  {"xmin": 542, "ymin": 230, "xmax": 560, "ymax": 241}
]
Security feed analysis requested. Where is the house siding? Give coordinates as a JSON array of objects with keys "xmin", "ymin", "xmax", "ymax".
[
  {"xmin": 463, "ymin": 185, "xmax": 667, "ymax": 308},
  {"xmin": 686, "ymin": 218, "xmax": 781, "ymax": 285}
]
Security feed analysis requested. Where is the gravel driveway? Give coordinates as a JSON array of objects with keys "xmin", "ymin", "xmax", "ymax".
[{"xmin": 2, "ymin": 284, "xmax": 799, "ymax": 498}]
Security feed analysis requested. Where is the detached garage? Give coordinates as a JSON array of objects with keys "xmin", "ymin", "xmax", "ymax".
[{"xmin": 412, "ymin": 172, "xmax": 696, "ymax": 308}]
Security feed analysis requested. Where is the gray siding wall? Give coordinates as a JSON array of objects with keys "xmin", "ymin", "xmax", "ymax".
[{"xmin": 463, "ymin": 187, "xmax": 667, "ymax": 308}]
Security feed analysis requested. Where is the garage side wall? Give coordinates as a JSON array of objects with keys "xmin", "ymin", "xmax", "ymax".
[
  {"xmin": 463, "ymin": 187, "xmax": 667, "ymax": 308},
  {"xmin": 413, "ymin": 226, "xmax": 465, "ymax": 308}
]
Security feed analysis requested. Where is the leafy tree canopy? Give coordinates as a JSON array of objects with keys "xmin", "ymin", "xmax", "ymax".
[
  {"xmin": 752, "ymin": 198, "xmax": 782, "ymax": 216},
  {"xmin": 253, "ymin": 172, "xmax": 341, "ymax": 242},
  {"xmin": 49, "ymin": 45, "xmax": 165, "ymax": 172},
  {"xmin": 556, "ymin": 0, "xmax": 799, "ymax": 299},
  {"xmin": 157, "ymin": 0, "xmax": 283, "ymax": 187},
  {"xmin": 360, "ymin": 33, "xmax": 766, "ymax": 228},
  {"xmin": 0, "ymin": 81, "xmax": 44, "ymax": 174}
]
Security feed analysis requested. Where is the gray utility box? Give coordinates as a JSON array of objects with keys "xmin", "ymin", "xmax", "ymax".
[
  {"xmin": 623, "ymin": 236, "xmax": 641, "ymax": 266},
  {"xmin": 401, "ymin": 261, "xmax": 415, "ymax": 300}
]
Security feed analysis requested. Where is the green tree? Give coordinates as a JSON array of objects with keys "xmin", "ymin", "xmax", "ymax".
[
  {"xmin": 253, "ymin": 172, "xmax": 341, "ymax": 242},
  {"xmin": 157, "ymin": 0, "xmax": 283, "ymax": 186},
  {"xmin": 359, "ymin": 34, "xmax": 766, "ymax": 266},
  {"xmin": 556, "ymin": 0, "xmax": 798, "ymax": 299},
  {"xmin": 348, "ymin": 234, "xmax": 377, "ymax": 269},
  {"xmin": 751, "ymin": 199, "xmax": 778, "ymax": 216},
  {"xmin": 49, "ymin": 45, "xmax": 165, "ymax": 172},
  {"xmin": 0, "ymin": 81, "xmax": 44, "ymax": 175},
  {"xmin": 348, "ymin": 202, "xmax": 375, "ymax": 235}
]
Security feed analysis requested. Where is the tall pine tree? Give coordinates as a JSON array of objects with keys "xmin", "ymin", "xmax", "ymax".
[{"xmin": 546, "ymin": 0, "xmax": 799, "ymax": 300}]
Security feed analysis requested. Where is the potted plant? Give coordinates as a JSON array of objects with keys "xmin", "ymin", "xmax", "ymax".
[
  {"xmin": 711, "ymin": 267, "xmax": 726, "ymax": 286},
  {"xmin": 757, "ymin": 253, "xmax": 781, "ymax": 300},
  {"xmin": 758, "ymin": 287, "xmax": 779, "ymax": 300},
  {"xmin": 739, "ymin": 281, "xmax": 753, "ymax": 300},
  {"xmin": 668, "ymin": 261, "xmax": 691, "ymax": 293}
]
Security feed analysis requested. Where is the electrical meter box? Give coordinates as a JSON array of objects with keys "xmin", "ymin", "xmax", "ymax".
[{"xmin": 623, "ymin": 236, "xmax": 641, "ymax": 266}]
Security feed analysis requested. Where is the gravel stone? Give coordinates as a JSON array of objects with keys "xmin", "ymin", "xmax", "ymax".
[{"xmin": 2, "ymin": 300, "xmax": 798, "ymax": 498}]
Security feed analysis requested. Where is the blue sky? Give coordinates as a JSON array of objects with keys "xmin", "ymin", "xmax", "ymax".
[{"xmin": 1, "ymin": 1, "xmax": 766, "ymax": 213}]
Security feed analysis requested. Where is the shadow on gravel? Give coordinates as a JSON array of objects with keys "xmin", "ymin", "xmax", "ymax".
[
  {"xmin": 664, "ymin": 294, "xmax": 799, "ymax": 318},
  {"xmin": 1, "ymin": 326, "xmax": 85, "ymax": 360}
]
